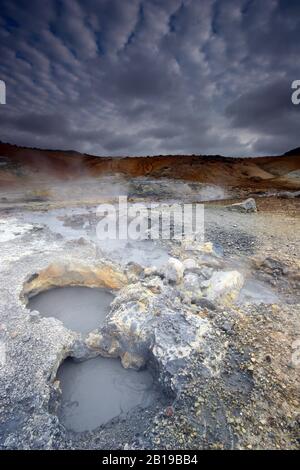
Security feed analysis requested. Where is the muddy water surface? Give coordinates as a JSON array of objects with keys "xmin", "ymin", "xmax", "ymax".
[
  {"xmin": 57, "ymin": 357, "xmax": 158, "ymax": 432},
  {"xmin": 28, "ymin": 286, "xmax": 114, "ymax": 334}
]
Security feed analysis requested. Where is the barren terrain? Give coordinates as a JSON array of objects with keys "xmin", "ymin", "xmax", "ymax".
[
  {"xmin": 0, "ymin": 143, "xmax": 299, "ymax": 450},
  {"xmin": 1, "ymin": 141, "xmax": 299, "ymax": 193}
]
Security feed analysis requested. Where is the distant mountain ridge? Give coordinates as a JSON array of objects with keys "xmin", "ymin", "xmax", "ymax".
[
  {"xmin": 284, "ymin": 147, "xmax": 300, "ymax": 156},
  {"xmin": 0, "ymin": 141, "xmax": 299, "ymax": 191}
]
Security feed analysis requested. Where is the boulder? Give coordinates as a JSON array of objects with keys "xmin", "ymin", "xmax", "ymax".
[
  {"xmin": 164, "ymin": 257, "xmax": 184, "ymax": 284},
  {"xmin": 183, "ymin": 258, "xmax": 197, "ymax": 271},
  {"xmin": 152, "ymin": 312, "xmax": 210, "ymax": 387},
  {"xmin": 280, "ymin": 190, "xmax": 300, "ymax": 199},
  {"xmin": 183, "ymin": 273, "xmax": 200, "ymax": 292},
  {"xmin": 202, "ymin": 270, "xmax": 244, "ymax": 305},
  {"xmin": 227, "ymin": 198, "xmax": 257, "ymax": 213}
]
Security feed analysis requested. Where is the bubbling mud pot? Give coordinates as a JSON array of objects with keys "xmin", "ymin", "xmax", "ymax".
[
  {"xmin": 57, "ymin": 357, "xmax": 159, "ymax": 432},
  {"xmin": 28, "ymin": 286, "xmax": 114, "ymax": 334}
]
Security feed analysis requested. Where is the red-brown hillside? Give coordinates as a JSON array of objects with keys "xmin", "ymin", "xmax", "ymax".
[{"xmin": 0, "ymin": 141, "xmax": 299, "ymax": 191}]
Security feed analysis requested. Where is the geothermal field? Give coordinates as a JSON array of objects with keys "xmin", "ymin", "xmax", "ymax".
[{"xmin": 0, "ymin": 143, "xmax": 299, "ymax": 450}]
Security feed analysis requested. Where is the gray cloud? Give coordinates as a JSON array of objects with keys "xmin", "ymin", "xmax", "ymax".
[
  {"xmin": 0, "ymin": 0, "xmax": 299, "ymax": 156},
  {"xmin": 226, "ymin": 79, "xmax": 300, "ymax": 154}
]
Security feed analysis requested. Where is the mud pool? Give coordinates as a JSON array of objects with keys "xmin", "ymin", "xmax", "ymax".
[
  {"xmin": 57, "ymin": 357, "xmax": 158, "ymax": 432},
  {"xmin": 21, "ymin": 208, "xmax": 171, "ymax": 267},
  {"xmin": 28, "ymin": 286, "xmax": 114, "ymax": 334}
]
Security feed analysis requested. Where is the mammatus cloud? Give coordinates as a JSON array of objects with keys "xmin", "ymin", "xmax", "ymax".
[{"xmin": 0, "ymin": 0, "xmax": 299, "ymax": 156}]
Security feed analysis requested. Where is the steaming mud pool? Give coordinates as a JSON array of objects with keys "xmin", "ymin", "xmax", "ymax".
[
  {"xmin": 28, "ymin": 286, "xmax": 162, "ymax": 434},
  {"xmin": 28, "ymin": 286, "xmax": 114, "ymax": 334},
  {"xmin": 57, "ymin": 357, "xmax": 158, "ymax": 432}
]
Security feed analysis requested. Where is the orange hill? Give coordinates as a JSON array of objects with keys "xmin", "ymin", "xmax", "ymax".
[{"xmin": 0, "ymin": 141, "xmax": 299, "ymax": 191}]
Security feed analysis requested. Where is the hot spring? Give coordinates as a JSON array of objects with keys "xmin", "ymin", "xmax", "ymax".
[
  {"xmin": 28, "ymin": 286, "xmax": 114, "ymax": 334},
  {"xmin": 56, "ymin": 357, "xmax": 159, "ymax": 432}
]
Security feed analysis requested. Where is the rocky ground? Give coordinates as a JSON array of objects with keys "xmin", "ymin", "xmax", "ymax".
[{"xmin": 0, "ymin": 185, "xmax": 299, "ymax": 450}]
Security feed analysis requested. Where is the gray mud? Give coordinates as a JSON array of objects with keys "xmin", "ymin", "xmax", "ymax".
[
  {"xmin": 57, "ymin": 357, "xmax": 158, "ymax": 432},
  {"xmin": 28, "ymin": 287, "xmax": 114, "ymax": 334}
]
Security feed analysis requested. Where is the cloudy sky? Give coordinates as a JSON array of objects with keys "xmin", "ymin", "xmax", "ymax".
[{"xmin": 0, "ymin": 0, "xmax": 299, "ymax": 156}]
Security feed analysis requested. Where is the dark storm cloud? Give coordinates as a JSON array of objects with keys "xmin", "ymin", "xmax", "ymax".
[
  {"xmin": 0, "ymin": 0, "xmax": 299, "ymax": 156},
  {"xmin": 226, "ymin": 79, "xmax": 300, "ymax": 154}
]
